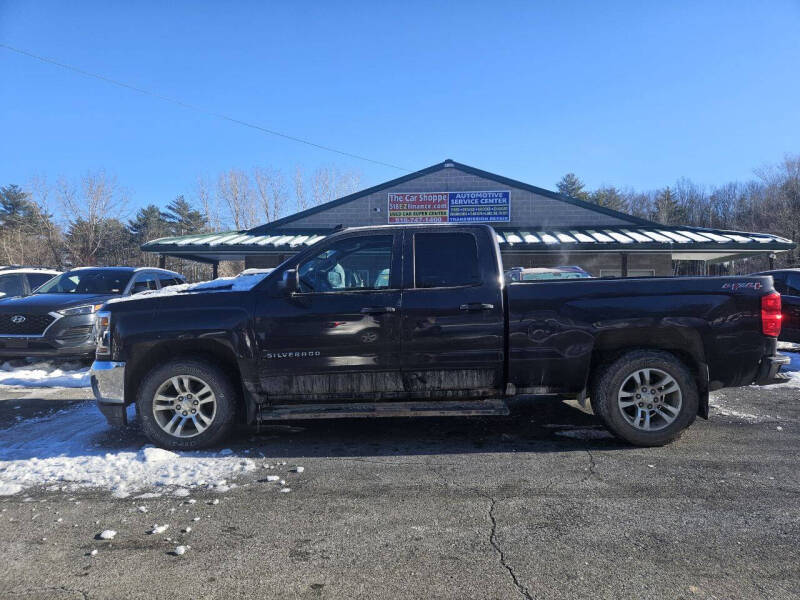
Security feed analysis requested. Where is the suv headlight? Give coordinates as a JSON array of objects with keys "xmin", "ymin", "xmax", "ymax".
[
  {"xmin": 94, "ymin": 310, "xmax": 112, "ymax": 355},
  {"xmin": 58, "ymin": 303, "xmax": 104, "ymax": 317}
]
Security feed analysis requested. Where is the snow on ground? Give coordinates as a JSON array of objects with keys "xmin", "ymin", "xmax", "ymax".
[
  {"xmin": 0, "ymin": 360, "xmax": 90, "ymax": 388},
  {"xmin": 0, "ymin": 402, "xmax": 259, "ymax": 496},
  {"xmin": 779, "ymin": 348, "xmax": 800, "ymax": 388}
]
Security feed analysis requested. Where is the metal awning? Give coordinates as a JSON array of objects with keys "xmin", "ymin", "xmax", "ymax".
[{"xmin": 142, "ymin": 225, "xmax": 795, "ymax": 263}]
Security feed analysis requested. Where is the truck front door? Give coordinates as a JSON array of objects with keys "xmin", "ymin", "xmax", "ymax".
[
  {"xmin": 400, "ymin": 229, "xmax": 505, "ymax": 398},
  {"xmin": 253, "ymin": 233, "xmax": 403, "ymax": 401}
]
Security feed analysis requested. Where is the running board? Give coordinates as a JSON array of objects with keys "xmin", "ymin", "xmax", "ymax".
[{"xmin": 258, "ymin": 399, "xmax": 510, "ymax": 420}]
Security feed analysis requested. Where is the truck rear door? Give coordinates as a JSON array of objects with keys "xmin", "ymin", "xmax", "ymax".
[{"xmin": 400, "ymin": 228, "xmax": 505, "ymax": 397}]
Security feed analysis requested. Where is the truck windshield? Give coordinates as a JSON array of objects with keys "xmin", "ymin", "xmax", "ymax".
[{"xmin": 34, "ymin": 270, "xmax": 133, "ymax": 295}]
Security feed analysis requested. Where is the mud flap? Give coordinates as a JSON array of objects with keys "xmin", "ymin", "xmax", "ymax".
[{"xmin": 97, "ymin": 402, "xmax": 127, "ymax": 427}]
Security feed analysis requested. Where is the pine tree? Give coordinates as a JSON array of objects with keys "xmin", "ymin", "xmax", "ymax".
[
  {"xmin": 0, "ymin": 184, "xmax": 37, "ymax": 229},
  {"xmin": 589, "ymin": 186, "xmax": 627, "ymax": 212},
  {"xmin": 556, "ymin": 173, "xmax": 589, "ymax": 201},
  {"xmin": 128, "ymin": 204, "xmax": 169, "ymax": 244},
  {"xmin": 653, "ymin": 187, "xmax": 687, "ymax": 225},
  {"xmin": 164, "ymin": 196, "xmax": 207, "ymax": 236}
]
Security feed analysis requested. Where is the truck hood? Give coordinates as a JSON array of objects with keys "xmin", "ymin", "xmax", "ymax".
[{"xmin": 0, "ymin": 293, "xmax": 115, "ymax": 313}]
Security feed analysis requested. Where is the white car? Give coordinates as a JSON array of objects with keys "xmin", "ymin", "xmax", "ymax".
[{"xmin": 0, "ymin": 267, "xmax": 62, "ymax": 300}]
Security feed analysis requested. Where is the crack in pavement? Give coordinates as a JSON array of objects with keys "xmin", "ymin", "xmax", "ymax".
[
  {"xmin": 430, "ymin": 465, "xmax": 534, "ymax": 600},
  {"xmin": 487, "ymin": 496, "xmax": 535, "ymax": 600}
]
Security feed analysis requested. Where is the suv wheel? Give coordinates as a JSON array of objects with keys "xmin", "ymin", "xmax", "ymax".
[
  {"xmin": 137, "ymin": 358, "xmax": 238, "ymax": 450},
  {"xmin": 591, "ymin": 350, "xmax": 698, "ymax": 447}
]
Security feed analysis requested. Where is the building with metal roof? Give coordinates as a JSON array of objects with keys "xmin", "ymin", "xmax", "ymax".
[{"xmin": 142, "ymin": 160, "xmax": 795, "ymax": 278}]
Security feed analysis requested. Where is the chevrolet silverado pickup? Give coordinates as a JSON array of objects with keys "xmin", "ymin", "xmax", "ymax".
[{"xmin": 90, "ymin": 224, "xmax": 789, "ymax": 449}]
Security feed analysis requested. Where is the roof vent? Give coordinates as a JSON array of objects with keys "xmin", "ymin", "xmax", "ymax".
[{"xmin": 443, "ymin": 159, "xmax": 455, "ymax": 167}]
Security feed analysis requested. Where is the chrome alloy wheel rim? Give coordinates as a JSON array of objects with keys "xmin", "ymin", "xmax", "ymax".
[
  {"xmin": 153, "ymin": 375, "xmax": 217, "ymax": 438},
  {"xmin": 617, "ymin": 368, "xmax": 682, "ymax": 432}
]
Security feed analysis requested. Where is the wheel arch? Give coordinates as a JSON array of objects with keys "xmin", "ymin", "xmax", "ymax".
[
  {"xmin": 589, "ymin": 328, "xmax": 709, "ymax": 419},
  {"xmin": 125, "ymin": 339, "xmax": 251, "ymax": 423}
]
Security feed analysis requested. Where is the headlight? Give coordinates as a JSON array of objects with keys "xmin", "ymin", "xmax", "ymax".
[
  {"xmin": 94, "ymin": 310, "xmax": 112, "ymax": 355},
  {"xmin": 57, "ymin": 303, "xmax": 104, "ymax": 317}
]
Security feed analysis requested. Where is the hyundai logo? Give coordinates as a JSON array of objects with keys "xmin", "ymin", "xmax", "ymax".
[{"xmin": 10, "ymin": 315, "xmax": 26, "ymax": 324}]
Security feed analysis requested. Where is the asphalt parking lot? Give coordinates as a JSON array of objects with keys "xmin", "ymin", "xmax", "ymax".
[{"xmin": 0, "ymin": 379, "xmax": 799, "ymax": 600}]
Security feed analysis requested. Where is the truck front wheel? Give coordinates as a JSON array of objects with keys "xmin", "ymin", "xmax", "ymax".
[
  {"xmin": 591, "ymin": 350, "xmax": 698, "ymax": 447},
  {"xmin": 136, "ymin": 358, "xmax": 238, "ymax": 450}
]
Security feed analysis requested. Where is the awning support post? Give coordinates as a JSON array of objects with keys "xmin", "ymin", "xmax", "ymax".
[
  {"xmin": 621, "ymin": 253, "xmax": 629, "ymax": 277},
  {"xmin": 212, "ymin": 261, "xmax": 219, "ymax": 279}
]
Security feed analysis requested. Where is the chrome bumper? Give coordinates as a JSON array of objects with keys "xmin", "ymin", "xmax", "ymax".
[{"xmin": 91, "ymin": 360, "xmax": 127, "ymax": 426}]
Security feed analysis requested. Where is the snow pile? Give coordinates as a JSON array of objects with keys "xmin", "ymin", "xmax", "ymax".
[
  {"xmin": 0, "ymin": 360, "xmax": 90, "ymax": 388},
  {"xmin": 0, "ymin": 402, "xmax": 257, "ymax": 496},
  {"xmin": 107, "ymin": 271, "xmax": 272, "ymax": 306},
  {"xmin": 780, "ymin": 350, "xmax": 800, "ymax": 388}
]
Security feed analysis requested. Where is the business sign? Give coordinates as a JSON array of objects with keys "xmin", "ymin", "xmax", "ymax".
[
  {"xmin": 387, "ymin": 192, "xmax": 449, "ymax": 223},
  {"xmin": 387, "ymin": 191, "xmax": 510, "ymax": 224}
]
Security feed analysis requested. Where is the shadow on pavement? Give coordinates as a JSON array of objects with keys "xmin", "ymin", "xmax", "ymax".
[{"xmin": 0, "ymin": 394, "xmax": 629, "ymax": 462}]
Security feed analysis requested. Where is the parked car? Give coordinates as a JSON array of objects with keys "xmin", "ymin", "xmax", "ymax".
[
  {"xmin": 90, "ymin": 224, "xmax": 788, "ymax": 450},
  {"xmin": 751, "ymin": 268, "xmax": 800, "ymax": 343},
  {"xmin": 0, "ymin": 266, "xmax": 61, "ymax": 299},
  {"xmin": 0, "ymin": 266, "xmax": 185, "ymax": 358},
  {"xmin": 505, "ymin": 266, "xmax": 593, "ymax": 282}
]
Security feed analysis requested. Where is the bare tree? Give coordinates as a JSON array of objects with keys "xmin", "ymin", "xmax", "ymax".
[
  {"xmin": 28, "ymin": 176, "xmax": 66, "ymax": 268},
  {"xmin": 195, "ymin": 175, "xmax": 221, "ymax": 232},
  {"xmin": 294, "ymin": 165, "xmax": 308, "ymax": 212},
  {"xmin": 216, "ymin": 169, "xmax": 258, "ymax": 230},
  {"xmin": 58, "ymin": 170, "xmax": 127, "ymax": 266},
  {"xmin": 252, "ymin": 167, "xmax": 288, "ymax": 223},
  {"xmin": 308, "ymin": 166, "xmax": 361, "ymax": 207}
]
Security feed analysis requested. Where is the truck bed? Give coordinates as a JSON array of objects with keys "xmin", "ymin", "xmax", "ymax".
[{"xmin": 506, "ymin": 275, "xmax": 776, "ymax": 394}]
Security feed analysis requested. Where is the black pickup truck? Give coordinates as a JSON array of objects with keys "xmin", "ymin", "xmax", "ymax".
[{"xmin": 90, "ymin": 224, "xmax": 789, "ymax": 450}]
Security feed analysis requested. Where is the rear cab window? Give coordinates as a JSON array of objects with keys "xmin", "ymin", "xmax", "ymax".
[{"xmin": 413, "ymin": 232, "xmax": 481, "ymax": 288}]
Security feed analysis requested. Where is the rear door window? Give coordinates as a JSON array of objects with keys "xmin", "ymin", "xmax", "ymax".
[
  {"xmin": 26, "ymin": 273, "xmax": 56, "ymax": 291},
  {"xmin": 130, "ymin": 272, "xmax": 159, "ymax": 294},
  {"xmin": 0, "ymin": 274, "xmax": 25, "ymax": 297},
  {"xmin": 413, "ymin": 232, "xmax": 480, "ymax": 288},
  {"xmin": 159, "ymin": 275, "xmax": 184, "ymax": 288}
]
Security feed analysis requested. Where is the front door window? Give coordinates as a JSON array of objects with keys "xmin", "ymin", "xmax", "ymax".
[{"xmin": 298, "ymin": 235, "xmax": 394, "ymax": 293}]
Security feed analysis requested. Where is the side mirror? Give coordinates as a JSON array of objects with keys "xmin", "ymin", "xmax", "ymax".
[{"xmin": 278, "ymin": 268, "xmax": 299, "ymax": 295}]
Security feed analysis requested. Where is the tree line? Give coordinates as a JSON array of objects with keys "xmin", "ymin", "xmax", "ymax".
[
  {"xmin": 1, "ymin": 156, "xmax": 797, "ymax": 279},
  {"xmin": 0, "ymin": 165, "xmax": 361, "ymax": 279},
  {"xmin": 557, "ymin": 154, "xmax": 799, "ymax": 271}
]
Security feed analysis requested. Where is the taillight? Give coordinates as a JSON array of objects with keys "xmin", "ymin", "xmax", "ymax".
[{"xmin": 761, "ymin": 292, "xmax": 782, "ymax": 337}]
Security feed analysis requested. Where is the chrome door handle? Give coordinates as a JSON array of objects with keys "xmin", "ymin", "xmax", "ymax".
[{"xmin": 459, "ymin": 303, "xmax": 494, "ymax": 311}]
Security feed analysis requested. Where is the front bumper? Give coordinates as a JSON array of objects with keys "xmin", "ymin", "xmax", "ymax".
[
  {"xmin": 0, "ymin": 313, "xmax": 97, "ymax": 358},
  {"xmin": 754, "ymin": 353, "xmax": 791, "ymax": 386},
  {"xmin": 90, "ymin": 360, "xmax": 127, "ymax": 426}
]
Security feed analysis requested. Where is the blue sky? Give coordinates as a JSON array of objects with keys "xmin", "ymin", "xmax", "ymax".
[{"xmin": 1, "ymin": 1, "xmax": 799, "ymax": 212}]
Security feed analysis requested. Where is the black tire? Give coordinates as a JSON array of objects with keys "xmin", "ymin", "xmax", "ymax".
[
  {"xmin": 136, "ymin": 358, "xmax": 238, "ymax": 450},
  {"xmin": 590, "ymin": 350, "xmax": 698, "ymax": 447}
]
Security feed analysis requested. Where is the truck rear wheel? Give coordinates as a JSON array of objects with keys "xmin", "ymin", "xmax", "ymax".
[
  {"xmin": 591, "ymin": 350, "xmax": 698, "ymax": 447},
  {"xmin": 136, "ymin": 358, "xmax": 238, "ymax": 450}
]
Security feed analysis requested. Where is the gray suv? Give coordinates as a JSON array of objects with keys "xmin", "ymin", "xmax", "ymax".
[{"xmin": 0, "ymin": 267, "xmax": 185, "ymax": 358}]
